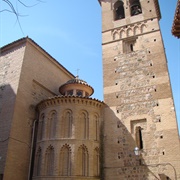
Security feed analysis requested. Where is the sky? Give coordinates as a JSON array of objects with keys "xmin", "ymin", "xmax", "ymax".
[{"xmin": 0, "ymin": 0, "xmax": 180, "ymax": 132}]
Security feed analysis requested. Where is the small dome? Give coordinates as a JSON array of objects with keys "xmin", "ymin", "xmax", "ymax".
[
  {"xmin": 59, "ymin": 76, "xmax": 94, "ymax": 97},
  {"xmin": 64, "ymin": 77, "xmax": 89, "ymax": 86}
]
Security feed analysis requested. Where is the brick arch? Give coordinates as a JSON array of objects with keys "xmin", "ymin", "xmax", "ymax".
[
  {"xmin": 92, "ymin": 113, "xmax": 100, "ymax": 141},
  {"xmin": 38, "ymin": 113, "xmax": 45, "ymax": 141},
  {"xmin": 44, "ymin": 145, "xmax": 55, "ymax": 176},
  {"xmin": 59, "ymin": 144, "xmax": 72, "ymax": 176},
  {"xmin": 120, "ymin": 29, "xmax": 126, "ymax": 39},
  {"xmin": 93, "ymin": 147, "xmax": 100, "ymax": 177},
  {"xmin": 113, "ymin": 31, "xmax": 119, "ymax": 40},
  {"xmin": 127, "ymin": 28, "xmax": 133, "ymax": 37},
  {"xmin": 60, "ymin": 109, "xmax": 73, "ymax": 138},
  {"xmin": 77, "ymin": 144, "xmax": 89, "ymax": 176},
  {"xmin": 47, "ymin": 110, "xmax": 57, "ymax": 139},
  {"xmin": 78, "ymin": 110, "xmax": 89, "ymax": 139},
  {"xmin": 134, "ymin": 26, "xmax": 139, "ymax": 35},
  {"xmin": 34, "ymin": 147, "xmax": 42, "ymax": 176},
  {"xmin": 140, "ymin": 24, "xmax": 147, "ymax": 33}
]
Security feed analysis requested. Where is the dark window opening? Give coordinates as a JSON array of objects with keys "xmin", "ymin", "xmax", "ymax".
[
  {"xmin": 114, "ymin": 1, "xmax": 125, "ymax": 20},
  {"xmin": 130, "ymin": 44, "xmax": 134, "ymax": 51},
  {"xmin": 67, "ymin": 90, "xmax": 73, "ymax": 96},
  {"xmin": 77, "ymin": 90, "xmax": 83, "ymax": 96},
  {"xmin": 136, "ymin": 126, "xmax": 143, "ymax": 149},
  {"xmin": 130, "ymin": 0, "xmax": 142, "ymax": 16}
]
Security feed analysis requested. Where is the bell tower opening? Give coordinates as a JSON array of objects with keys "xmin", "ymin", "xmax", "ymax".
[
  {"xmin": 114, "ymin": 0, "xmax": 125, "ymax": 20},
  {"xmin": 129, "ymin": 0, "xmax": 142, "ymax": 16},
  {"xmin": 100, "ymin": 0, "xmax": 180, "ymax": 179}
]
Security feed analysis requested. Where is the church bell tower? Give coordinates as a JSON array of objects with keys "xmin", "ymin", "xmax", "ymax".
[{"xmin": 99, "ymin": 0, "xmax": 180, "ymax": 179}]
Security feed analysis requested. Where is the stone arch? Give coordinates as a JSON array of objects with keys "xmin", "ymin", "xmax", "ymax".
[
  {"xmin": 134, "ymin": 26, "xmax": 139, "ymax": 35},
  {"xmin": 59, "ymin": 144, "xmax": 71, "ymax": 176},
  {"xmin": 114, "ymin": 0, "xmax": 125, "ymax": 20},
  {"xmin": 60, "ymin": 109, "xmax": 73, "ymax": 138},
  {"xmin": 127, "ymin": 28, "xmax": 133, "ymax": 37},
  {"xmin": 92, "ymin": 113, "xmax": 100, "ymax": 141},
  {"xmin": 141, "ymin": 24, "xmax": 147, "ymax": 33},
  {"xmin": 38, "ymin": 113, "xmax": 45, "ymax": 141},
  {"xmin": 120, "ymin": 29, "xmax": 126, "ymax": 39},
  {"xmin": 34, "ymin": 147, "xmax": 42, "ymax": 176},
  {"xmin": 79, "ymin": 110, "xmax": 89, "ymax": 139},
  {"xmin": 93, "ymin": 147, "xmax": 100, "ymax": 177},
  {"xmin": 113, "ymin": 31, "xmax": 119, "ymax": 40},
  {"xmin": 44, "ymin": 145, "xmax": 54, "ymax": 176},
  {"xmin": 77, "ymin": 145, "xmax": 89, "ymax": 176},
  {"xmin": 47, "ymin": 110, "xmax": 57, "ymax": 139}
]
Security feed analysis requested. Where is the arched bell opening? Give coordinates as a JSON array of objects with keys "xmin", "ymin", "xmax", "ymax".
[
  {"xmin": 114, "ymin": 0, "xmax": 125, "ymax": 21},
  {"xmin": 130, "ymin": 0, "xmax": 142, "ymax": 16}
]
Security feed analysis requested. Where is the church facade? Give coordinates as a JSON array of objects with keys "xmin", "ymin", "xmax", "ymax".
[{"xmin": 0, "ymin": 0, "xmax": 180, "ymax": 180}]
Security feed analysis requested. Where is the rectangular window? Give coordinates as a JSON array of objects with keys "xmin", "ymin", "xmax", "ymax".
[{"xmin": 123, "ymin": 37, "xmax": 137, "ymax": 53}]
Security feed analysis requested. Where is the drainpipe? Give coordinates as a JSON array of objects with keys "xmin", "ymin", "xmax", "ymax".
[{"xmin": 28, "ymin": 119, "xmax": 37, "ymax": 180}]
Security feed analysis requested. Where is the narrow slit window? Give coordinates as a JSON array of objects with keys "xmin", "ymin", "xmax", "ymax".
[
  {"xmin": 135, "ymin": 126, "xmax": 143, "ymax": 149},
  {"xmin": 130, "ymin": 44, "xmax": 134, "ymax": 51}
]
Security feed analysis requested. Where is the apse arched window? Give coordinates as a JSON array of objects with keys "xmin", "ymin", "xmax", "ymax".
[
  {"xmin": 135, "ymin": 126, "xmax": 143, "ymax": 149},
  {"xmin": 77, "ymin": 145, "xmax": 89, "ymax": 176},
  {"xmin": 44, "ymin": 145, "xmax": 54, "ymax": 176},
  {"xmin": 130, "ymin": 0, "xmax": 142, "ymax": 16},
  {"xmin": 47, "ymin": 111, "xmax": 57, "ymax": 139},
  {"xmin": 61, "ymin": 110, "xmax": 73, "ymax": 138},
  {"xmin": 79, "ymin": 111, "xmax": 89, "ymax": 139},
  {"xmin": 38, "ymin": 114, "xmax": 45, "ymax": 141},
  {"xmin": 93, "ymin": 148, "xmax": 100, "ymax": 177},
  {"xmin": 59, "ymin": 144, "xmax": 71, "ymax": 176},
  {"xmin": 114, "ymin": 0, "xmax": 125, "ymax": 21},
  {"xmin": 34, "ymin": 147, "xmax": 41, "ymax": 176},
  {"xmin": 93, "ymin": 115, "xmax": 99, "ymax": 141}
]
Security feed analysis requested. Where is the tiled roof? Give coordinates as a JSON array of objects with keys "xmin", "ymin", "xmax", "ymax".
[
  {"xmin": 172, "ymin": 0, "xmax": 180, "ymax": 38},
  {"xmin": 59, "ymin": 76, "xmax": 94, "ymax": 96}
]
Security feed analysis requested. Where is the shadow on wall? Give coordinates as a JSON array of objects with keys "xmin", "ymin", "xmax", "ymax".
[
  {"xmin": 101, "ymin": 106, "xmax": 174, "ymax": 180},
  {"xmin": 0, "ymin": 84, "xmax": 16, "ymax": 177}
]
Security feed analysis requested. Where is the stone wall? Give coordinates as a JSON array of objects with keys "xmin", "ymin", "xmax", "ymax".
[
  {"xmin": 0, "ymin": 43, "xmax": 25, "ymax": 175},
  {"xmin": 1, "ymin": 38, "xmax": 74, "ymax": 180},
  {"xmin": 33, "ymin": 96, "xmax": 104, "ymax": 180},
  {"xmin": 101, "ymin": 0, "xmax": 180, "ymax": 179}
]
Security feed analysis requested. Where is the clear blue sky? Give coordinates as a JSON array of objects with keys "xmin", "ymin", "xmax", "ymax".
[{"xmin": 1, "ymin": 0, "xmax": 180, "ymax": 132}]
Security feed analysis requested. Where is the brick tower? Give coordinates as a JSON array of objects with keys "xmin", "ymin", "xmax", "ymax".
[{"xmin": 99, "ymin": 0, "xmax": 180, "ymax": 179}]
